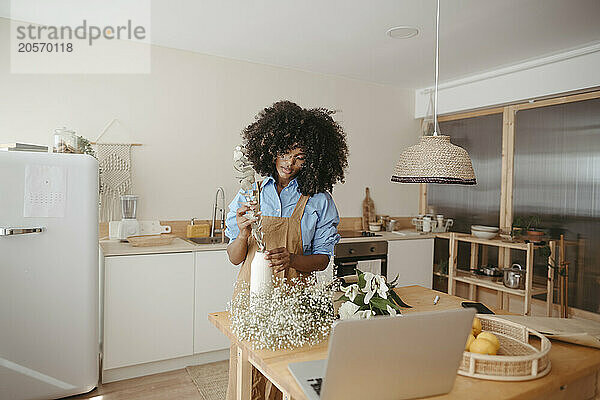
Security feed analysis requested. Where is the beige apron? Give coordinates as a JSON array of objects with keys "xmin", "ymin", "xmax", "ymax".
[{"xmin": 226, "ymin": 188, "xmax": 310, "ymax": 400}]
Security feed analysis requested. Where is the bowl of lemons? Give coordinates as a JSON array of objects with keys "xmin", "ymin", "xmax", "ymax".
[{"xmin": 459, "ymin": 315, "xmax": 552, "ymax": 381}]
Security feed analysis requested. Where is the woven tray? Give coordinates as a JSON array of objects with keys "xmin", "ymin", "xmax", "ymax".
[{"xmin": 459, "ymin": 315, "xmax": 551, "ymax": 381}]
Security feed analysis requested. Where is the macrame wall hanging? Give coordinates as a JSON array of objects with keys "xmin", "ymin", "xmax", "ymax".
[{"xmin": 92, "ymin": 119, "xmax": 142, "ymax": 222}]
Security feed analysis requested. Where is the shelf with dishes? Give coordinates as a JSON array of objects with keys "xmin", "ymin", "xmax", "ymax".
[
  {"xmin": 452, "ymin": 269, "xmax": 547, "ymax": 297},
  {"xmin": 435, "ymin": 231, "xmax": 550, "ymax": 251},
  {"xmin": 440, "ymin": 232, "xmax": 556, "ymax": 316},
  {"xmin": 432, "ymin": 269, "xmax": 547, "ymax": 297}
]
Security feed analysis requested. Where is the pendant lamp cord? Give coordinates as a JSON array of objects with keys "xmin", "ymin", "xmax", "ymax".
[{"xmin": 433, "ymin": 0, "xmax": 440, "ymax": 136}]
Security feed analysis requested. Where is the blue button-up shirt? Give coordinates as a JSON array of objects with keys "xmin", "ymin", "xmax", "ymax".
[{"xmin": 225, "ymin": 177, "xmax": 340, "ymax": 256}]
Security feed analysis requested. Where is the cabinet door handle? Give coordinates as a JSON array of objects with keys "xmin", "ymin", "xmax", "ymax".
[{"xmin": 0, "ymin": 227, "xmax": 45, "ymax": 236}]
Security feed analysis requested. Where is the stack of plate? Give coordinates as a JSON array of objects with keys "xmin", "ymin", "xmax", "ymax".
[{"xmin": 471, "ymin": 225, "xmax": 499, "ymax": 239}]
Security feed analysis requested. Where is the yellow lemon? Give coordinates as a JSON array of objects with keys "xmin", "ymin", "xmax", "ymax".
[
  {"xmin": 472, "ymin": 317, "xmax": 482, "ymax": 336},
  {"xmin": 477, "ymin": 331, "xmax": 500, "ymax": 351},
  {"xmin": 469, "ymin": 338, "xmax": 497, "ymax": 355},
  {"xmin": 465, "ymin": 333, "xmax": 475, "ymax": 351}
]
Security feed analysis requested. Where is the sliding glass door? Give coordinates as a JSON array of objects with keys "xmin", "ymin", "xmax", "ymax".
[{"xmin": 513, "ymin": 98, "xmax": 600, "ymax": 313}]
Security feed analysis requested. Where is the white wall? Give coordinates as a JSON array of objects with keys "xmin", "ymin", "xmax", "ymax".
[
  {"xmin": 415, "ymin": 43, "xmax": 600, "ymax": 118},
  {"xmin": 0, "ymin": 17, "xmax": 420, "ymax": 221}
]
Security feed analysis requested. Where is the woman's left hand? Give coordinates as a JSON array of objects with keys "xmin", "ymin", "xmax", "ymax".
[{"xmin": 265, "ymin": 247, "xmax": 295, "ymax": 273}]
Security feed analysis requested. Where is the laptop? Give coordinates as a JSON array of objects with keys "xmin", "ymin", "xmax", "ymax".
[{"xmin": 288, "ymin": 307, "xmax": 475, "ymax": 400}]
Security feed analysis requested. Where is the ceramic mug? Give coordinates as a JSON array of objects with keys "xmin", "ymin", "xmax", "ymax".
[
  {"xmin": 411, "ymin": 217, "xmax": 422, "ymax": 231},
  {"xmin": 436, "ymin": 214, "xmax": 444, "ymax": 226},
  {"xmin": 444, "ymin": 218, "xmax": 454, "ymax": 231},
  {"xmin": 423, "ymin": 216, "xmax": 432, "ymax": 232}
]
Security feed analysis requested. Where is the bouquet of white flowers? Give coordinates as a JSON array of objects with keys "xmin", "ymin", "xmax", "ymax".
[
  {"xmin": 337, "ymin": 270, "xmax": 410, "ymax": 320},
  {"xmin": 229, "ymin": 274, "xmax": 335, "ymax": 350}
]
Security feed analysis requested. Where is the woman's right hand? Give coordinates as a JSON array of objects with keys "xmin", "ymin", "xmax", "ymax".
[
  {"xmin": 227, "ymin": 202, "xmax": 259, "ymax": 266},
  {"xmin": 236, "ymin": 202, "xmax": 259, "ymax": 240}
]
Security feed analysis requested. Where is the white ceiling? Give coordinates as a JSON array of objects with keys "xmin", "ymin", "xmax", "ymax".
[{"xmin": 3, "ymin": 0, "xmax": 600, "ymax": 88}]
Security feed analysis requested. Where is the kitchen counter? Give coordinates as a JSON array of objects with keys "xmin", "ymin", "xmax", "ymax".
[
  {"xmin": 338, "ymin": 230, "xmax": 435, "ymax": 243},
  {"xmin": 100, "ymin": 231, "xmax": 436, "ymax": 257},
  {"xmin": 99, "ymin": 237, "xmax": 228, "ymax": 257}
]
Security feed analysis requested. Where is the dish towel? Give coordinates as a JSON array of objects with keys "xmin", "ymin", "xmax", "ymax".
[{"xmin": 356, "ymin": 259, "xmax": 382, "ymax": 275}]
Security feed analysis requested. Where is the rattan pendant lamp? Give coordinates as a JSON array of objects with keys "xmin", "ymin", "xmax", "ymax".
[{"xmin": 391, "ymin": 0, "xmax": 476, "ymax": 185}]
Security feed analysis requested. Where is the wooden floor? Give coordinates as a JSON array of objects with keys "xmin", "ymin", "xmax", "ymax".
[{"xmin": 63, "ymin": 369, "xmax": 203, "ymax": 400}]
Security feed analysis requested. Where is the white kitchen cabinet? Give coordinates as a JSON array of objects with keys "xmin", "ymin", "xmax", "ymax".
[
  {"xmin": 194, "ymin": 250, "xmax": 239, "ymax": 353},
  {"xmin": 387, "ymin": 239, "xmax": 434, "ymax": 289},
  {"xmin": 103, "ymin": 252, "xmax": 195, "ymax": 369}
]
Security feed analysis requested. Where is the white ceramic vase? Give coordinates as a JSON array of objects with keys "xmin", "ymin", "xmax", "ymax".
[{"xmin": 250, "ymin": 251, "xmax": 273, "ymax": 296}]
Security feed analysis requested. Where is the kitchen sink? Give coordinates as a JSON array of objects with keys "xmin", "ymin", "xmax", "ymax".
[{"xmin": 187, "ymin": 236, "xmax": 230, "ymax": 245}]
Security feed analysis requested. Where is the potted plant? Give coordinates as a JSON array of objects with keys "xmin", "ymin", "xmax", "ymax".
[{"xmin": 512, "ymin": 215, "xmax": 544, "ymax": 238}]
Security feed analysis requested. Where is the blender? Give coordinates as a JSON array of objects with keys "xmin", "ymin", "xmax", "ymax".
[
  {"xmin": 108, "ymin": 194, "xmax": 173, "ymax": 241},
  {"xmin": 117, "ymin": 195, "xmax": 140, "ymax": 240}
]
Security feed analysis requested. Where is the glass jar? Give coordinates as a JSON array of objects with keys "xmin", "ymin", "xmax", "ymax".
[
  {"xmin": 53, "ymin": 127, "xmax": 79, "ymax": 153},
  {"xmin": 387, "ymin": 219, "xmax": 397, "ymax": 232}
]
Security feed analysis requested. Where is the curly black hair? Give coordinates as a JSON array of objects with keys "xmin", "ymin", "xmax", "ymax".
[{"xmin": 242, "ymin": 100, "xmax": 349, "ymax": 196}]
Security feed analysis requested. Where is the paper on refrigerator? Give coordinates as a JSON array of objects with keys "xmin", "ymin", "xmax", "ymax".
[{"xmin": 24, "ymin": 165, "xmax": 67, "ymax": 217}]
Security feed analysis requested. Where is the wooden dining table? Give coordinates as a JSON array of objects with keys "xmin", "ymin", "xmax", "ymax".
[{"xmin": 208, "ymin": 285, "xmax": 600, "ymax": 400}]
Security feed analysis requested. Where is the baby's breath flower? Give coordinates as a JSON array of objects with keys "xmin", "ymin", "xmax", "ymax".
[{"xmin": 228, "ymin": 274, "xmax": 335, "ymax": 350}]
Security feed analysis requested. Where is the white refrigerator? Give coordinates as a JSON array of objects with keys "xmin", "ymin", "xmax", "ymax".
[{"xmin": 0, "ymin": 151, "xmax": 99, "ymax": 400}]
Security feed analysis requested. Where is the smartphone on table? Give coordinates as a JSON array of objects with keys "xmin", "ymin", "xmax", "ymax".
[{"xmin": 461, "ymin": 301, "xmax": 495, "ymax": 314}]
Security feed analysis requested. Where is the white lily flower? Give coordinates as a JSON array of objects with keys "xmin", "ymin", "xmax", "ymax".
[
  {"xmin": 338, "ymin": 301, "xmax": 360, "ymax": 320},
  {"xmin": 364, "ymin": 287, "xmax": 375, "ymax": 304},
  {"xmin": 362, "ymin": 272, "xmax": 377, "ymax": 304},
  {"xmin": 376, "ymin": 275, "xmax": 389, "ymax": 299},
  {"xmin": 386, "ymin": 304, "xmax": 397, "ymax": 316},
  {"xmin": 361, "ymin": 272, "xmax": 376, "ymax": 292},
  {"xmin": 361, "ymin": 272, "xmax": 390, "ymax": 303},
  {"xmin": 355, "ymin": 310, "xmax": 375, "ymax": 319},
  {"xmin": 342, "ymin": 284, "xmax": 360, "ymax": 302}
]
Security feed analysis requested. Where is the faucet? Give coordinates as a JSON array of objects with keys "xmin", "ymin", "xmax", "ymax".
[{"xmin": 211, "ymin": 187, "xmax": 226, "ymax": 241}]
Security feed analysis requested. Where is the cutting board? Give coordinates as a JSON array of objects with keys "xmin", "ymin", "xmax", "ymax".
[{"xmin": 127, "ymin": 234, "xmax": 175, "ymax": 247}]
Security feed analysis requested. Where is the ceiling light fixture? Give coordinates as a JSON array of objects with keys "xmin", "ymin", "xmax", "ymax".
[
  {"xmin": 391, "ymin": 0, "xmax": 476, "ymax": 185},
  {"xmin": 386, "ymin": 26, "xmax": 420, "ymax": 39}
]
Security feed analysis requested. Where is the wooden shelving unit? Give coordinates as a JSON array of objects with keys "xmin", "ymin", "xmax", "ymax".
[{"xmin": 438, "ymin": 232, "xmax": 556, "ymax": 316}]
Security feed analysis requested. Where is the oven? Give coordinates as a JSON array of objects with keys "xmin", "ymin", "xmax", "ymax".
[{"xmin": 333, "ymin": 240, "xmax": 388, "ymax": 280}]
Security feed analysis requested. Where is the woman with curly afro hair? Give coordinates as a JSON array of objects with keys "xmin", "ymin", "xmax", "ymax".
[{"xmin": 224, "ymin": 100, "xmax": 348, "ymax": 400}]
